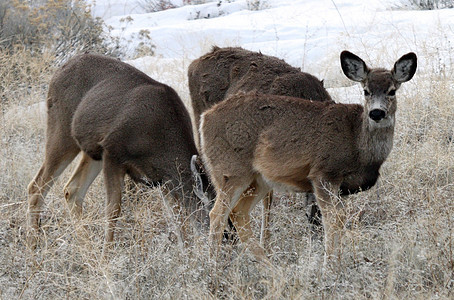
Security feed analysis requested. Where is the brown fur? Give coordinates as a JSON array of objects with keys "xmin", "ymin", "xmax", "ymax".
[
  {"xmin": 188, "ymin": 46, "xmax": 333, "ymax": 243},
  {"xmin": 27, "ymin": 53, "xmax": 208, "ymax": 251},
  {"xmin": 200, "ymin": 51, "xmax": 417, "ymax": 263},
  {"xmin": 188, "ymin": 46, "xmax": 333, "ymax": 130}
]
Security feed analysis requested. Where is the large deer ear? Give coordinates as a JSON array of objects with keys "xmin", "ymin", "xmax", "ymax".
[
  {"xmin": 392, "ymin": 52, "xmax": 417, "ymax": 83},
  {"xmin": 340, "ymin": 51, "xmax": 369, "ymax": 82}
]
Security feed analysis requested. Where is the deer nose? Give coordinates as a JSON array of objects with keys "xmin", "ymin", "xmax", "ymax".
[{"xmin": 369, "ymin": 109, "xmax": 386, "ymax": 121}]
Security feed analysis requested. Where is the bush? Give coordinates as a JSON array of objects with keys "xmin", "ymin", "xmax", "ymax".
[
  {"xmin": 0, "ymin": 0, "xmax": 119, "ymax": 62},
  {"xmin": 396, "ymin": 0, "xmax": 454, "ymax": 9},
  {"xmin": 0, "ymin": 47, "xmax": 54, "ymax": 108},
  {"xmin": 246, "ymin": 0, "xmax": 268, "ymax": 11},
  {"xmin": 183, "ymin": 0, "xmax": 214, "ymax": 4},
  {"xmin": 138, "ymin": 0, "xmax": 178, "ymax": 12},
  {"xmin": 0, "ymin": 0, "xmax": 132, "ymax": 108}
]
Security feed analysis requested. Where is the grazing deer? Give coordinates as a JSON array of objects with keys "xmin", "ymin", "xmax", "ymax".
[
  {"xmin": 27, "ymin": 53, "xmax": 212, "ymax": 251},
  {"xmin": 188, "ymin": 46, "xmax": 333, "ymax": 243},
  {"xmin": 188, "ymin": 46, "xmax": 332, "ymax": 131},
  {"xmin": 199, "ymin": 51, "xmax": 417, "ymax": 262}
]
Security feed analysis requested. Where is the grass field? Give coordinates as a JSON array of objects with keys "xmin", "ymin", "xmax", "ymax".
[{"xmin": 0, "ymin": 42, "xmax": 453, "ymax": 299}]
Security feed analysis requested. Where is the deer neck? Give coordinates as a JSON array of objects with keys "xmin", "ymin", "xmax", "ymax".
[{"xmin": 358, "ymin": 110, "xmax": 395, "ymax": 166}]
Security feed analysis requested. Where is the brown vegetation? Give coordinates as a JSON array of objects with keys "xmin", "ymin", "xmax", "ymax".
[{"xmin": 0, "ymin": 21, "xmax": 452, "ymax": 300}]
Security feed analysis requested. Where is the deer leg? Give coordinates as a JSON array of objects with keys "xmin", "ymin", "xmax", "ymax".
[
  {"xmin": 63, "ymin": 152, "xmax": 102, "ymax": 217},
  {"xmin": 102, "ymin": 155, "xmax": 125, "ymax": 254},
  {"xmin": 230, "ymin": 181, "xmax": 270, "ymax": 261},
  {"xmin": 209, "ymin": 178, "xmax": 252, "ymax": 255},
  {"xmin": 260, "ymin": 190, "xmax": 273, "ymax": 248},
  {"xmin": 27, "ymin": 149, "xmax": 79, "ymax": 248},
  {"xmin": 312, "ymin": 179, "xmax": 344, "ymax": 265},
  {"xmin": 305, "ymin": 192, "xmax": 322, "ymax": 227}
]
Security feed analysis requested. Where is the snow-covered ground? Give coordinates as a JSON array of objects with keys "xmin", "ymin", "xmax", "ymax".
[{"xmin": 88, "ymin": 0, "xmax": 453, "ymax": 104}]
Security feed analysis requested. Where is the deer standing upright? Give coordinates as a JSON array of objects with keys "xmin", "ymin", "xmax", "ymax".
[{"xmin": 199, "ymin": 51, "xmax": 417, "ymax": 262}]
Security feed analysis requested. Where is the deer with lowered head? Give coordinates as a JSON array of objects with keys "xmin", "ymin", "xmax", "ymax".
[
  {"xmin": 27, "ymin": 53, "xmax": 213, "ymax": 252},
  {"xmin": 199, "ymin": 50, "xmax": 417, "ymax": 262},
  {"xmin": 188, "ymin": 46, "xmax": 333, "ymax": 130},
  {"xmin": 188, "ymin": 46, "xmax": 333, "ymax": 243}
]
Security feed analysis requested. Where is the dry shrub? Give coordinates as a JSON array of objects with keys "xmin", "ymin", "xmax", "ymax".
[
  {"xmin": 0, "ymin": 26, "xmax": 453, "ymax": 300},
  {"xmin": 0, "ymin": 47, "xmax": 54, "ymax": 108},
  {"xmin": 394, "ymin": 0, "xmax": 454, "ymax": 10},
  {"xmin": 0, "ymin": 0, "xmax": 119, "ymax": 63},
  {"xmin": 246, "ymin": 0, "xmax": 269, "ymax": 11},
  {"xmin": 1, "ymin": 70, "xmax": 451, "ymax": 299},
  {"xmin": 138, "ymin": 0, "xmax": 178, "ymax": 12}
]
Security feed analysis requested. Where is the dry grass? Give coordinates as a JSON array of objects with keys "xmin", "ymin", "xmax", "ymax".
[{"xmin": 0, "ymin": 45, "xmax": 453, "ymax": 299}]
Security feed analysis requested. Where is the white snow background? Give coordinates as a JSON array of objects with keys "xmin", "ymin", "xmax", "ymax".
[
  {"xmin": 6, "ymin": 0, "xmax": 453, "ymax": 127},
  {"xmin": 88, "ymin": 0, "xmax": 454, "ymax": 108}
]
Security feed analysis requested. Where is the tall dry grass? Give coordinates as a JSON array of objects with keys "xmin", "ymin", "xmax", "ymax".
[{"xmin": 0, "ymin": 44, "xmax": 453, "ymax": 299}]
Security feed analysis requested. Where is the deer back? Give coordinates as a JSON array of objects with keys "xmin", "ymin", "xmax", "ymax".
[
  {"xmin": 49, "ymin": 53, "xmax": 200, "ymax": 209},
  {"xmin": 200, "ymin": 92, "xmax": 363, "ymax": 192},
  {"xmin": 188, "ymin": 46, "xmax": 332, "ymax": 128}
]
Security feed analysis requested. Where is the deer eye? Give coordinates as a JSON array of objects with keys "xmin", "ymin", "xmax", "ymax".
[
  {"xmin": 364, "ymin": 90, "xmax": 370, "ymax": 96},
  {"xmin": 388, "ymin": 89, "xmax": 396, "ymax": 96}
]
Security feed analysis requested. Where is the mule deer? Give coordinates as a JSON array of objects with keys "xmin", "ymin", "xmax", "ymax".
[
  {"xmin": 200, "ymin": 51, "xmax": 417, "ymax": 262},
  {"xmin": 189, "ymin": 46, "xmax": 333, "ymax": 243},
  {"xmin": 188, "ymin": 46, "xmax": 332, "ymax": 130},
  {"xmin": 27, "ymin": 53, "xmax": 212, "ymax": 251}
]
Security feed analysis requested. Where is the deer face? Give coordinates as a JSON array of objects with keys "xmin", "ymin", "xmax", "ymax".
[
  {"xmin": 363, "ymin": 69, "xmax": 398, "ymax": 127},
  {"xmin": 340, "ymin": 51, "xmax": 417, "ymax": 128}
]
